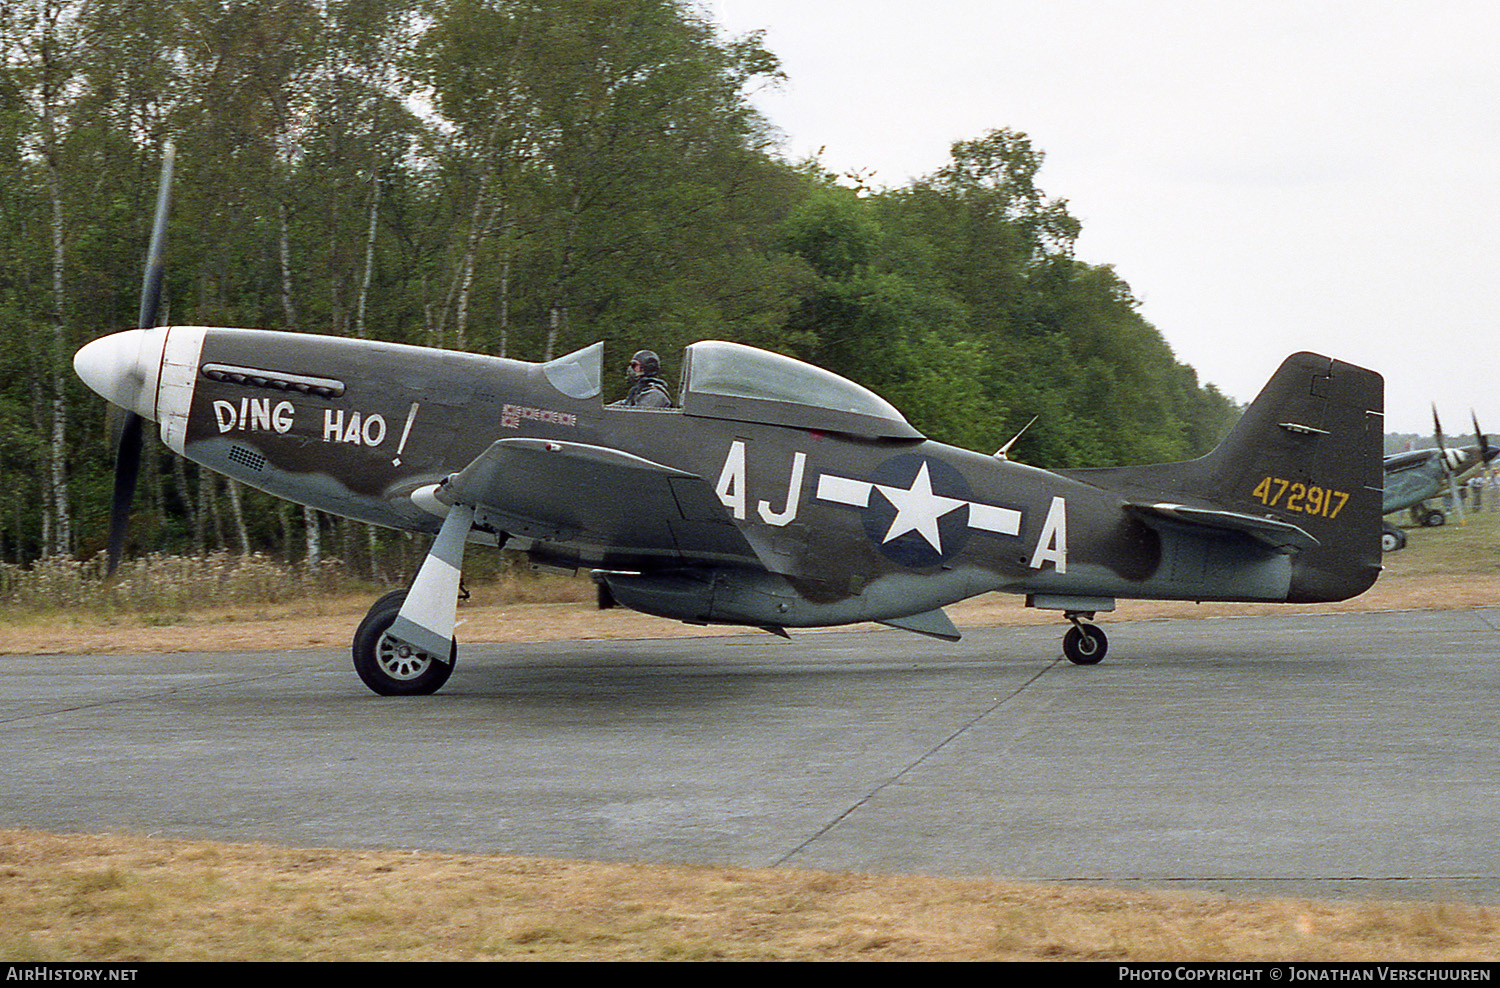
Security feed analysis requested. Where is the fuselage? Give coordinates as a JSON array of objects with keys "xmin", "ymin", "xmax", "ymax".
[{"xmin": 77, "ymin": 327, "xmax": 1376, "ymax": 630}]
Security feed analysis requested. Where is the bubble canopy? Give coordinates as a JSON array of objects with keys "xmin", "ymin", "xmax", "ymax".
[{"xmin": 680, "ymin": 341, "xmax": 922, "ymax": 440}]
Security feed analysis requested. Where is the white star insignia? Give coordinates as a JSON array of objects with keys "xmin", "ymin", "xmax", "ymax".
[
  {"xmin": 814, "ymin": 460, "xmax": 1024, "ymax": 554},
  {"xmin": 874, "ymin": 462, "xmax": 966, "ymax": 552}
]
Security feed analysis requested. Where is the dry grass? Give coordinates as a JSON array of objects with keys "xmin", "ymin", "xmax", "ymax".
[
  {"xmin": 0, "ymin": 551, "xmax": 367, "ymax": 615},
  {"xmin": 3, "ymin": 510, "xmax": 1498, "ymax": 961},
  {"xmin": 2, "ymin": 830, "xmax": 1497, "ymax": 962}
]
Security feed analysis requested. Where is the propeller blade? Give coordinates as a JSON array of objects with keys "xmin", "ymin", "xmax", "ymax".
[
  {"xmin": 1431, "ymin": 405, "xmax": 1464, "ymax": 525},
  {"xmin": 1431, "ymin": 405, "xmax": 1457, "ymax": 478},
  {"xmin": 106, "ymin": 143, "xmax": 174, "ymax": 576},
  {"xmin": 138, "ymin": 143, "xmax": 173, "ymax": 331},
  {"xmin": 1446, "ymin": 473, "xmax": 1466, "ymax": 525},
  {"xmin": 1474, "ymin": 410, "xmax": 1492, "ymax": 461},
  {"xmin": 107, "ymin": 413, "xmax": 144, "ymax": 574}
]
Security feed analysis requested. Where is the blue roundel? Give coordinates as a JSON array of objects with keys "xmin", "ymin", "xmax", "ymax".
[{"xmin": 861, "ymin": 454, "xmax": 974, "ymax": 568}]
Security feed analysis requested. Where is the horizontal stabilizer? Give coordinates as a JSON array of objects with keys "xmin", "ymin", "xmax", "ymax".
[{"xmin": 1124, "ymin": 502, "xmax": 1319, "ymax": 552}]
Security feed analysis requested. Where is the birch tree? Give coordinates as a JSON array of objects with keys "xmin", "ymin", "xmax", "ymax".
[{"xmin": 7, "ymin": 0, "xmax": 83, "ymax": 557}]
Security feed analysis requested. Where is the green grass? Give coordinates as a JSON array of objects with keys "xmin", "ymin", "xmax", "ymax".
[{"xmin": 1386, "ymin": 502, "xmax": 1500, "ymax": 575}]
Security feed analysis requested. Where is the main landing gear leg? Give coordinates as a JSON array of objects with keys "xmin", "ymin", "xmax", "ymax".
[
  {"xmin": 351, "ymin": 503, "xmax": 475, "ymax": 696},
  {"xmin": 1061, "ymin": 610, "xmax": 1108, "ymax": 665}
]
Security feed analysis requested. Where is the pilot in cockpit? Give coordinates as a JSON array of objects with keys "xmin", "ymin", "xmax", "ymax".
[{"xmin": 611, "ymin": 349, "xmax": 674, "ymax": 408}]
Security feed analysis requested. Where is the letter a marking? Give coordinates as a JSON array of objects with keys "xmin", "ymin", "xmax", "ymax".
[{"xmin": 1029, "ymin": 496, "xmax": 1068, "ymax": 573}]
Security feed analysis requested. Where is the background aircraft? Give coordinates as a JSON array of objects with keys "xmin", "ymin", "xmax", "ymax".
[
  {"xmin": 1380, "ymin": 409, "xmax": 1498, "ymax": 551},
  {"xmin": 71, "ymin": 155, "xmax": 1387, "ymax": 695}
]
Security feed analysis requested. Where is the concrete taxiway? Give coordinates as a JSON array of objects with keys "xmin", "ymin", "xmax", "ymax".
[{"xmin": 2, "ymin": 608, "xmax": 1497, "ymax": 903}]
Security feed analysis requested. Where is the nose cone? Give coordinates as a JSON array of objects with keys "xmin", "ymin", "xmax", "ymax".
[{"xmin": 73, "ymin": 328, "xmax": 168, "ymax": 421}]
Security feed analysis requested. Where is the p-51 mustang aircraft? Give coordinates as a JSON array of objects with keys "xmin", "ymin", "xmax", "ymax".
[
  {"xmin": 75, "ymin": 323, "xmax": 1385, "ymax": 695},
  {"xmin": 72, "ymin": 149, "xmax": 1383, "ymax": 695}
]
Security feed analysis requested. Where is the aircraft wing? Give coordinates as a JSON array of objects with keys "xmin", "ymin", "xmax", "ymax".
[
  {"xmin": 439, "ymin": 438, "xmax": 758, "ymax": 566},
  {"xmin": 1122, "ymin": 502, "xmax": 1319, "ymax": 553}
]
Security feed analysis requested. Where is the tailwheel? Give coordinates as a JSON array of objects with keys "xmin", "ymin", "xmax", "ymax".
[
  {"xmin": 1062, "ymin": 614, "xmax": 1108, "ymax": 665},
  {"xmin": 352, "ymin": 588, "xmax": 457, "ymax": 696}
]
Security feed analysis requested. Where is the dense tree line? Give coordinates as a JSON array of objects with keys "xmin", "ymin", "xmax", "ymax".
[{"xmin": 0, "ymin": 0, "xmax": 1239, "ymax": 572}]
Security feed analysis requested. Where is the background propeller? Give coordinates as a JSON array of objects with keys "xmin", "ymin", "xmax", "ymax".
[
  {"xmin": 1432, "ymin": 404, "xmax": 1465, "ymax": 526},
  {"xmin": 106, "ymin": 143, "xmax": 174, "ymax": 575}
]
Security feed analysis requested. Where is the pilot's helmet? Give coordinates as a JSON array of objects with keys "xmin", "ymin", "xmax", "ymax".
[{"xmin": 630, "ymin": 349, "xmax": 661, "ymax": 378}]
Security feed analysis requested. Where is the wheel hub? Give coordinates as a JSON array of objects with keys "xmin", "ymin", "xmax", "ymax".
[{"xmin": 376, "ymin": 632, "xmax": 436, "ymax": 681}]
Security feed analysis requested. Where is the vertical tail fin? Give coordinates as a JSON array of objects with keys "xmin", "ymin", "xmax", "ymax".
[{"xmin": 1199, "ymin": 353, "xmax": 1384, "ymax": 600}]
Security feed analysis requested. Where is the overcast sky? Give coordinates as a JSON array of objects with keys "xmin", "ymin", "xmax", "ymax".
[{"xmin": 707, "ymin": 0, "xmax": 1500, "ymax": 437}]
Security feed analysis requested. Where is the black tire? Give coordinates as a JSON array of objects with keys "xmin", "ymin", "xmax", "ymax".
[
  {"xmin": 1381, "ymin": 526, "xmax": 1407, "ymax": 552},
  {"xmin": 352, "ymin": 588, "xmax": 456, "ymax": 696},
  {"xmin": 1422, "ymin": 510, "xmax": 1446, "ymax": 527},
  {"xmin": 1063, "ymin": 624, "xmax": 1108, "ymax": 665}
]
